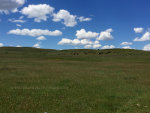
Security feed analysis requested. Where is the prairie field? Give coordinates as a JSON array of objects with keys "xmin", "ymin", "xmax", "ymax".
[{"xmin": 0, "ymin": 47, "xmax": 150, "ymax": 113}]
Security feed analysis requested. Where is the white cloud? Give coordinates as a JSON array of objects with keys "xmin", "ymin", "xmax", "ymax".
[
  {"xmin": 133, "ymin": 32, "xmax": 150, "ymax": 41},
  {"xmin": 94, "ymin": 40, "xmax": 99, "ymax": 44},
  {"xmin": 78, "ymin": 16, "xmax": 92, "ymax": 22},
  {"xmin": 58, "ymin": 38, "xmax": 101, "ymax": 49},
  {"xmin": 76, "ymin": 29, "xmax": 99, "ymax": 39},
  {"xmin": 58, "ymin": 38, "xmax": 93, "ymax": 46},
  {"xmin": 84, "ymin": 45, "xmax": 92, "ymax": 49},
  {"xmin": 97, "ymin": 28, "xmax": 114, "ymax": 40},
  {"xmin": 143, "ymin": 44, "xmax": 150, "ymax": 51},
  {"xmin": 120, "ymin": 42, "xmax": 132, "ymax": 46},
  {"xmin": 93, "ymin": 44, "xmax": 101, "ymax": 48},
  {"xmin": 33, "ymin": 42, "xmax": 40, "ymax": 48},
  {"xmin": 72, "ymin": 39, "xmax": 81, "ymax": 45},
  {"xmin": 101, "ymin": 45, "xmax": 115, "ymax": 49},
  {"xmin": 9, "ymin": 18, "xmax": 26, "ymax": 23},
  {"xmin": 122, "ymin": 46, "xmax": 132, "ymax": 49},
  {"xmin": 8, "ymin": 29, "xmax": 62, "ymax": 37},
  {"xmin": 21, "ymin": 4, "xmax": 54, "ymax": 22},
  {"xmin": 16, "ymin": 45, "xmax": 22, "ymax": 47},
  {"xmin": 15, "ymin": 0, "xmax": 25, "ymax": 5},
  {"xmin": 59, "ymin": 38, "xmax": 80, "ymax": 45},
  {"xmin": 53, "ymin": 9, "xmax": 77, "ymax": 27},
  {"xmin": 80, "ymin": 39, "xmax": 93, "ymax": 45},
  {"xmin": 16, "ymin": 24, "xmax": 21, "ymax": 27},
  {"xmin": 19, "ymin": 16, "xmax": 24, "ymax": 20},
  {"xmin": 11, "ymin": 8, "xmax": 18, "ymax": 13},
  {"xmin": 134, "ymin": 27, "xmax": 144, "ymax": 33},
  {"xmin": 58, "ymin": 38, "xmax": 73, "ymax": 45},
  {"xmin": 20, "ymin": 4, "xmax": 91, "ymax": 26},
  {"xmin": 0, "ymin": 43, "xmax": 4, "ymax": 47},
  {"xmin": 36, "ymin": 36, "xmax": 47, "ymax": 41},
  {"xmin": 0, "ymin": 0, "xmax": 25, "ymax": 13}
]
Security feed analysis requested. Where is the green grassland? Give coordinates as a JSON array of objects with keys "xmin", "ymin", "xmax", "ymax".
[{"xmin": 0, "ymin": 47, "xmax": 150, "ymax": 113}]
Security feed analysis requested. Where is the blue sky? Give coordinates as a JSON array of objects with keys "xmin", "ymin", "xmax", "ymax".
[{"xmin": 0, "ymin": 0, "xmax": 150, "ymax": 50}]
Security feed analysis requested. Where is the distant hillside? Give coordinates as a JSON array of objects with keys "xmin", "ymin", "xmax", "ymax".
[
  {"xmin": 0, "ymin": 47, "xmax": 150, "ymax": 63},
  {"xmin": 0, "ymin": 47, "xmax": 149, "ymax": 56}
]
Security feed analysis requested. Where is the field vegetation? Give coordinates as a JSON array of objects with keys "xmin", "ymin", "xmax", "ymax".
[{"xmin": 0, "ymin": 47, "xmax": 150, "ymax": 113}]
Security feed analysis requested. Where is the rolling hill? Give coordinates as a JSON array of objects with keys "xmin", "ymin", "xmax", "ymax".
[{"xmin": 0, "ymin": 47, "xmax": 150, "ymax": 113}]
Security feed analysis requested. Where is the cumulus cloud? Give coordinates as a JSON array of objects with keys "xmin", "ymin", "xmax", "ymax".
[
  {"xmin": 101, "ymin": 45, "xmax": 115, "ymax": 49},
  {"xmin": 72, "ymin": 39, "xmax": 81, "ymax": 45},
  {"xmin": 94, "ymin": 40, "xmax": 99, "ymax": 44},
  {"xmin": 58, "ymin": 38, "xmax": 73, "ymax": 45},
  {"xmin": 58, "ymin": 38, "xmax": 81, "ymax": 45},
  {"xmin": 80, "ymin": 39, "xmax": 93, "ymax": 45},
  {"xmin": 97, "ymin": 28, "xmax": 114, "ymax": 40},
  {"xmin": 19, "ymin": 16, "xmax": 24, "ymax": 19},
  {"xmin": 53, "ymin": 9, "xmax": 77, "ymax": 27},
  {"xmin": 8, "ymin": 29, "xmax": 62, "ymax": 37},
  {"xmin": 84, "ymin": 45, "xmax": 92, "ymax": 49},
  {"xmin": 120, "ymin": 42, "xmax": 132, "ymax": 46},
  {"xmin": 58, "ymin": 37, "xmax": 101, "ymax": 49},
  {"xmin": 78, "ymin": 16, "xmax": 92, "ymax": 22},
  {"xmin": 0, "ymin": 43, "xmax": 4, "ymax": 47},
  {"xmin": 16, "ymin": 45, "xmax": 22, "ymax": 47},
  {"xmin": 133, "ymin": 32, "xmax": 150, "ymax": 41},
  {"xmin": 36, "ymin": 36, "xmax": 47, "ymax": 41},
  {"xmin": 76, "ymin": 29, "xmax": 99, "ymax": 39},
  {"xmin": 16, "ymin": 24, "xmax": 21, "ymax": 27},
  {"xmin": 93, "ymin": 44, "xmax": 101, "ymax": 48},
  {"xmin": 143, "ymin": 44, "xmax": 150, "ymax": 51},
  {"xmin": 9, "ymin": 18, "xmax": 26, "ymax": 23},
  {"xmin": 134, "ymin": 27, "xmax": 144, "ymax": 33},
  {"xmin": 58, "ymin": 38, "xmax": 94, "ymax": 46},
  {"xmin": 20, "ymin": 4, "xmax": 91, "ymax": 26},
  {"xmin": 122, "ymin": 46, "xmax": 132, "ymax": 49},
  {"xmin": 0, "ymin": 0, "xmax": 25, "ymax": 13},
  {"xmin": 21, "ymin": 4, "xmax": 54, "ymax": 22},
  {"xmin": 33, "ymin": 42, "xmax": 40, "ymax": 48}
]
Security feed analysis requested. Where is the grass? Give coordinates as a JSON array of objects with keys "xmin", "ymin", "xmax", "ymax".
[{"xmin": 0, "ymin": 47, "xmax": 150, "ymax": 113}]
